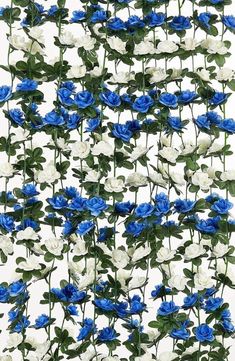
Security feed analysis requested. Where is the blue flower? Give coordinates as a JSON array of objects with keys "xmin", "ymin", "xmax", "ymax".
[
  {"xmin": 0, "ymin": 286, "xmax": 9, "ymax": 303},
  {"xmin": 207, "ymin": 111, "xmax": 222, "ymax": 125},
  {"xmin": 94, "ymin": 298, "xmax": 114, "ymax": 311},
  {"xmin": 114, "ymin": 301, "xmax": 128, "ymax": 318},
  {"xmin": 129, "ymin": 295, "xmax": 145, "ymax": 314},
  {"xmin": 209, "ymin": 92, "xmax": 228, "ymax": 106},
  {"xmin": 112, "ymin": 123, "xmax": 133, "ymax": 142},
  {"xmin": 0, "ymin": 214, "xmax": 14, "ymax": 232},
  {"xmin": 99, "ymin": 91, "xmax": 121, "ymax": 107},
  {"xmin": 195, "ymin": 114, "xmax": 211, "ymax": 130},
  {"xmin": 34, "ymin": 314, "xmax": 50, "ymax": 329},
  {"xmin": 115, "ymin": 201, "xmax": 135, "ymax": 215},
  {"xmin": 77, "ymin": 220, "xmax": 95, "ymax": 236},
  {"xmin": 126, "ymin": 120, "xmax": 141, "ymax": 133},
  {"xmin": 67, "ymin": 305, "xmax": 78, "ymax": 316},
  {"xmin": 174, "ymin": 199, "xmax": 196, "ymax": 213},
  {"xmin": 8, "ymin": 309, "xmax": 19, "ymax": 322},
  {"xmin": 204, "ymin": 297, "xmax": 223, "ymax": 312},
  {"xmin": 97, "ymin": 227, "xmax": 114, "ymax": 242},
  {"xmin": 132, "ymin": 95, "xmax": 154, "ymax": 113},
  {"xmin": 44, "ymin": 110, "xmax": 65, "ymax": 126},
  {"xmin": 209, "ymin": 0, "xmax": 223, "ymax": 3},
  {"xmin": 221, "ymin": 320, "xmax": 235, "ymax": 333},
  {"xmin": 159, "ymin": 93, "xmax": 178, "ymax": 108},
  {"xmin": 178, "ymin": 90, "xmax": 197, "ymax": 104},
  {"xmin": 51, "ymin": 284, "xmax": 86, "ymax": 303},
  {"xmin": 85, "ymin": 197, "xmax": 108, "ymax": 216},
  {"xmin": 183, "ymin": 293, "xmax": 199, "ymax": 309},
  {"xmin": 151, "ymin": 284, "xmax": 171, "ymax": 298},
  {"xmin": 85, "ymin": 118, "xmax": 100, "ymax": 132},
  {"xmin": 211, "ymin": 198, "xmax": 233, "ymax": 214},
  {"xmin": 135, "ymin": 202, "xmax": 154, "ymax": 218},
  {"xmin": 66, "ymin": 113, "xmax": 81, "ymax": 129},
  {"xmin": 47, "ymin": 5, "xmax": 58, "ymax": 16},
  {"xmin": 167, "ymin": 116, "xmax": 183, "ymax": 131},
  {"xmin": 8, "ymin": 281, "xmax": 26, "ymax": 297},
  {"xmin": 47, "ymin": 195, "xmax": 68, "ymax": 210},
  {"xmin": 169, "ymin": 16, "xmax": 191, "ymax": 31},
  {"xmin": 22, "ymin": 184, "xmax": 39, "ymax": 197},
  {"xmin": 107, "ymin": 17, "xmax": 126, "ymax": 31},
  {"xmin": 195, "ymin": 324, "xmax": 214, "ymax": 342},
  {"xmin": 125, "ymin": 221, "xmax": 145, "ymax": 237},
  {"xmin": 70, "ymin": 10, "xmax": 86, "ymax": 23},
  {"xmin": 157, "ymin": 301, "xmax": 180, "ymax": 316},
  {"xmin": 155, "ymin": 193, "xmax": 170, "ymax": 215},
  {"xmin": 17, "ymin": 218, "xmax": 39, "ymax": 231},
  {"xmin": 16, "ymin": 78, "xmax": 38, "ymax": 92},
  {"xmin": 221, "ymin": 309, "xmax": 231, "ymax": 321},
  {"xmin": 170, "ymin": 327, "xmax": 190, "ymax": 340},
  {"xmin": 77, "ymin": 318, "xmax": 96, "ymax": 341},
  {"xmin": 126, "ymin": 15, "xmax": 145, "ymax": 31},
  {"xmin": 198, "ymin": 12, "xmax": 212, "ymax": 29},
  {"xmin": 64, "ymin": 186, "xmax": 78, "ymax": 199},
  {"xmin": 13, "ymin": 315, "xmax": 30, "ymax": 333},
  {"xmin": 8, "ymin": 108, "xmax": 24, "ymax": 126},
  {"xmin": 57, "ymin": 87, "xmax": 74, "ymax": 106},
  {"xmin": 0, "ymin": 85, "xmax": 12, "ymax": 102},
  {"xmin": 74, "ymin": 91, "xmax": 95, "ymax": 108},
  {"xmin": 68, "ymin": 195, "xmax": 86, "ymax": 211},
  {"xmin": 218, "ymin": 118, "xmax": 235, "ymax": 134},
  {"xmin": 144, "ymin": 12, "xmax": 166, "ymax": 27},
  {"xmin": 222, "ymin": 15, "xmax": 235, "ymax": 31},
  {"xmin": 90, "ymin": 10, "xmax": 107, "ymax": 23},
  {"xmin": 98, "ymin": 327, "xmax": 117, "ymax": 342},
  {"xmin": 196, "ymin": 217, "xmax": 220, "ymax": 234}
]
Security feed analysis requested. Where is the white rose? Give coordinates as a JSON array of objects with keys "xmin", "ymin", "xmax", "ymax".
[
  {"xmin": 0, "ymin": 162, "xmax": 14, "ymax": 177},
  {"xmin": 0, "ymin": 356, "xmax": 12, "ymax": 361},
  {"xmin": 169, "ymin": 170, "xmax": 185, "ymax": 186},
  {"xmin": 17, "ymin": 227, "xmax": 39, "ymax": 241},
  {"xmin": 134, "ymin": 40, "xmax": 156, "ymax": 55},
  {"xmin": 0, "ymin": 235, "xmax": 13, "ymax": 256},
  {"xmin": 156, "ymin": 247, "xmax": 176, "ymax": 263},
  {"xmin": 111, "ymin": 249, "xmax": 129, "ymax": 269},
  {"xmin": 90, "ymin": 66, "xmax": 103, "ymax": 77},
  {"xmin": 160, "ymin": 135, "xmax": 171, "ymax": 147},
  {"xmin": 71, "ymin": 141, "xmax": 90, "ymax": 158},
  {"xmin": 146, "ymin": 329, "xmax": 161, "ymax": 341},
  {"xmin": 18, "ymin": 256, "xmax": 41, "ymax": 271},
  {"xmin": 181, "ymin": 37, "xmax": 198, "ymax": 51},
  {"xmin": 107, "ymin": 37, "xmax": 127, "ymax": 54},
  {"xmin": 75, "ymin": 35, "xmax": 96, "ymax": 50},
  {"xmin": 197, "ymin": 137, "xmax": 211, "ymax": 154},
  {"xmin": 221, "ymin": 170, "xmax": 235, "ymax": 181},
  {"xmin": 217, "ymin": 260, "xmax": 235, "ymax": 284},
  {"xmin": 79, "ymin": 348, "xmax": 96, "ymax": 360},
  {"xmin": 104, "ymin": 177, "xmax": 124, "ymax": 193},
  {"xmin": 157, "ymin": 40, "xmax": 178, "ymax": 53},
  {"xmin": 67, "ymin": 65, "xmax": 86, "ymax": 78},
  {"xmin": 159, "ymin": 147, "xmax": 179, "ymax": 164},
  {"xmin": 92, "ymin": 141, "xmax": 113, "ymax": 156},
  {"xmin": 182, "ymin": 346, "xmax": 198, "ymax": 355},
  {"xmin": 212, "ymin": 243, "xmax": 229, "ymax": 258},
  {"xmin": 128, "ymin": 276, "xmax": 146, "ymax": 290},
  {"xmin": 36, "ymin": 163, "xmax": 60, "ymax": 184},
  {"xmin": 216, "ymin": 68, "xmax": 234, "ymax": 82},
  {"xmin": 45, "ymin": 238, "xmax": 63, "ymax": 256},
  {"xmin": 181, "ymin": 142, "xmax": 196, "ymax": 155},
  {"xmin": 149, "ymin": 172, "xmax": 166, "ymax": 186},
  {"xmin": 171, "ymin": 68, "xmax": 182, "ymax": 79},
  {"xmin": 29, "ymin": 26, "xmax": 45, "ymax": 43},
  {"xmin": 109, "ymin": 72, "xmax": 134, "ymax": 84},
  {"xmin": 135, "ymin": 353, "xmax": 154, "ymax": 361},
  {"xmin": 132, "ymin": 245, "xmax": 151, "ymax": 263},
  {"xmin": 201, "ymin": 38, "xmax": 227, "ymax": 55},
  {"xmin": 194, "ymin": 269, "xmax": 214, "ymax": 290},
  {"xmin": 191, "ymin": 171, "xmax": 213, "ymax": 190},
  {"xmin": 11, "ymin": 128, "xmax": 30, "ymax": 143},
  {"xmin": 6, "ymin": 333, "xmax": 23, "ymax": 348},
  {"xmin": 158, "ymin": 351, "xmax": 178, "ymax": 361},
  {"xmin": 9, "ymin": 34, "xmax": 28, "ymax": 50},
  {"xmin": 207, "ymin": 142, "xmax": 223, "ymax": 154},
  {"xmin": 206, "ymin": 166, "xmax": 217, "ymax": 179},
  {"xmin": 168, "ymin": 275, "xmax": 187, "ymax": 291},
  {"xmin": 196, "ymin": 68, "xmax": 211, "ymax": 82},
  {"xmin": 148, "ymin": 68, "xmax": 168, "ymax": 83},
  {"xmin": 73, "ymin": 240, "xmax": 88, "ymax": 256},
  {"xmin": 184, "ymin": 244, "xmax": 205, "ymax": 260},
  {"xmin": 102, "ymin": 357, "xmax": 120, "ymax": 361},
  {"xmin": 79, "ymin": 273, "xmax": 94, "ymax": 289},
  {"xmin": 126, "ymin": 172, "xmax": 147, "ymax": 187},
  {"xmin": 59, "ymin": 30, "xmax": 75, "ymax": 45},
  {"xmin": 130, "ymin": 146, "xmax": 149, "ymax": 161},
  {"xmin": 84, "ymin": 170, "xmax": 100, "ymax": 182}
]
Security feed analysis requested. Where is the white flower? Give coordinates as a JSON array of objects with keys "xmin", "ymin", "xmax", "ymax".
[
  {"xmin": 169, "ymin": 170, "xmax": 185, "ymax": 186},
  {"xmin": 147, "ymin": 68, "xmax": 168, "ymax": 83},
  {"xmin": 201, "ymin": 38, "xmax": 228, "ymax": 55},
  {"xmin": 102, "ymin": 357, "xmax": 120, "ymax": 361},
  {"xmin": 156, "ymin": 247, "xmax": 176, "ymax": 263},
  {"xmin": 171, "ymin": 68, "xmax": 182, "ymax": 79},
  {"xmin": 207, "ymin": 142, "xmax": 223, "ymax": 154},
  {"xmin": 221, "ymin": 170, "xmax": 235, "ymax": 181},
  {"xmin": 216, "ymin": 68, "xmax": 234, "ymax": 82},
  {"xmin": 111, "ymin": 249, "xmax": 129, "ymax": 269},
  {"xmin": 126, "ymin": 172, "xmax": 148, "ymax": 187},
  {"xmin": 184, "ymin": 244, "xmax": 205, "ymax": 260},
  {"xmin": 73, "ymin": 240, "xmax": 88, "ymax": 256},
  {"xmin": 149, "ymin": 172, "xmax": 166, "ymax": 186},
  {"xmin": 71, "ymin": 141, "xmax": 90, "ymax": 158},
  {"xmin": 79, "ymin": 273, "xmax": 94, "ymax": 289},
  {"xmin": 182, "ymin": 346, "xmax": 198, "ymax": 355},
  {"xmin": 6, "ymin": 333, "xmax": 23, "ymax": 348},
  {"xmin": 132, "ymin": 245, "xmax": 151, "ymax": 263},
  {"xmin": 109, "ymin": 72, "xmax": 134, "ymax": 84},
  {"xmin": 0, "ymin": 162, "xmax": 14, "ymax": 177},
  {"xmin": 168, "ymin": 275, "xmax": 187, "ymax": 291},
  {"xmin": 75, "ymin": 35, "xmax": 96, "ymax": 50},
  {"xmin": 35, "ymin": 163, "xmax": 60, "ymax": 184},
  {"xmin": 18, "ymin": 256, "xmax": 41, "ymax": 271},
  {"xmin": 90, "ymin": 66, "xmax": 103, "ymax": 77},
  {"xmin": 160, "ymin": 135, "xmax": 171, "ymax": 147},
  {"xmin": 11, "ymin": 128, "xmax": 30, "ymax": 143},
  {"xmin": 159, "ymin": 147, "xmax": 179, "ymax": 164},
  {"xmin": 59, "ymin": 30, "xmax": 75, "ymax": 45},
  {"xmin": 212, "ymin": 243, "xmax": 229, "ymax": 258},
  {"xmin": 0, "ymin": 356, "xmax": 12, "ymax": 361},
  {"xmin": 156, "ymin": 40, "xmax": 178, "ymax": 53},
  {"xmin": 181, "ymin": 142, "xmax": 196, "ymax": 155},
  {"xmin": 92, "ymin": 141, "xmax": 113, "ymax": 156},
  {"xmin": 194, "ymin": 269, "xmax": 214, "ymax": 290},
  {"xmin": 196, "ymin": 68, "xmax": 211, "ymax": 82},
  {"xmin": 217, "ymin": 260, "xmax": 235, "ymax": 284},
  {"xmin": 191, "ymin": 171, "xmax": 213, "ymax": 190},
  {"xmin": 146, "ymin": 329, "xmax": 160, "ymax": 341},
  {"xmin": 206, "ymin": 166, "xmax": 217, "ymax": 179},
  {"xmin": 197, "ymin": 137, "xmax": 211, "ymax": 154},
  {"xmin": 130, "ymin": 146, "xmax": 149, "ymax": 161},
  {"xmin": 67, "ymin": 65, "xmax": 86, "ymax": 78},
  {"xmin": 134, "ymin": 40, "xmax": 156, "ymax": 55},
  {"xmin": 135, "ymin": 353, "xmax": 154, "ymax": 361},
  {"xmin": 9, "ymin": 34, "xmax": 28, "ymax": 51},
  {"xmin": 29, "ymin": 26, "xmax": 45, "ymax": 43},
  {"xmin": 0, "ymin": 235, "xmax": 13, "ymax": 256},
  {"xmin": 181, "ymin": 37, "xmax": 198, "ymax": 51},
  {"xmin": 158, "ymin": 351, "xmax": 178, "ymax": 361},
  {"xmin": 128, "ymin": 276, "xmax": 146, "ymax": 290},
  {"xmin": 17, "ymin": 227, "xmax": 39, "ymax": 241},
  {"xmin": 104, "ymin": 177, "xmax": 124, "ymax": 193},
  {"xmin": 45, "ymin": 238, "xmax": 63, "ymax": 256},
  {"xmin": 107, "ymin": 37, "xmax": 127, "ymax": 54},
  {"xmin": 84, "ymin": 170, "xmax": 100, "ymax": 182},
  {"xmin": 117, "ymin": 269, "xmax": 131, "ymax": 287}
]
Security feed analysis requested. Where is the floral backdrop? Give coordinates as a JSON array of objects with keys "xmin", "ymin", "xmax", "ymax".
[{"xmin": 0, "ymin": 0, "xmax": 235, "ymax": 360}]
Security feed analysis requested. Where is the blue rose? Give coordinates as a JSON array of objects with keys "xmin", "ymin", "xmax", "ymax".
[
  {"xmin": 198, "ymin": 12, "xmax": 212, "ymax": 29},
  {"xmin": 135, "ymin": 202, "xmax": 154, "ymax": 218},
  {"xmin": 196, "ymin": 217, "xmax": 220, "ymax": 234},
  {"xmin": 99, "ymin": 91, "xmax": 121, "ymax": 107},
  {"xmin": 47, "ymin": 5, "xmax": 58, "ymax": 16},
  {"xmin": 129, "ymin": 295, "xmax": 145, "ymax": 314},
  {"xmin": 77, "ymin": 318, "xmax": 96, "ymax": 341},
  {"xmin": 0, "ymin": 85, "xmax": 12, "ymax": 102},
  {"xmin": 218, "ymin": 118, "xmax": 235, "ymax": 134},
  {"xmin": 57, "ymin": 87, "xmax": 74, "ymax": 106},
  {"xmin": 74, "ymin": 90, "xmax": 95, "ymax": 108},
  {"xmin": 85, "ymin": 118, "xmax": 100, "ymax": 132},
  {"xmin": 155, "ymin": 193, "xmax": 170, "ymax": 215},
  {"xmin": 211, "ymin": 198, "xmax": 233, "ymax": 214},
  {"xmin": 126, "ymin": 15, "xmax": 145, "ymax": 31},
  {"xmin": 8, "ymin": 108, "xmax": 24, "ymax": 126},
  {"xmin": 13, "ymin": 315, "xmax": 30, "ymax": 333},
  {"xmin": 195, "ymin": 114, "xmax": 210, "ymax": 130},
  {"xmin": 90, "ymin": 10, "xmax": 107, "ymax": 23},
  {"xmin": 126, "ymin": 120, "xmax": 141, "ymax": 133},
  {"xmin": 167, "ymin": 116, "xmax": 183, "ymax": 131},
  {"xmin": 17, "ymin": 218, "xmax": 39, "ymax": 231},
  {"xmin": 97, "ymin": 226, "xmax": 114, "ymax": 242},
  {"xmin": 77, "ymin": 220, "xmax": 95, "ymax": 236},
  {"xmin": 47, "ymin": 195, "xmax": 68, "ymax": 210},
  {"xmin": 144, "ymin": 12, "xmax": 166, "ymax": 27},
  {"xmin": 114, "ymin": 301, "xmax": 128, "ymax": 318},
  {"xmin": 51, "ymin": 283, "xmax": 86, "ymax": 303},
  {"xmin": 183, "ymin": 293, "xmax": 199, "ymax": 309},
  {"xmin": 67, "ymin": 305, "xmax": 78, "ymax": 316},
  {"xmin": 178, "ymin": 90, "xmax": 198, "ymax": 104},
  {"xmin": 174, "ymin": 199, "xmax": 196, "ymax": 213},
  {"xmin": 64, "ymin": 186, "xmax": 78, "ymax": 198},
  {"xmin": 157, "ymin": 301, "xmax": 180, "ymax": 316},
  {"xmin": 0, "ymin": 286, "xmax": 9, "ymax": 303},
  {"xmin": 94, "ymin": 298, "xmax": 114, "ymax": 311},
  {"xmin": 209, "ymin": 92, "xmax": 228, "ymax": 106},
  {"xmin": 16, "ymin": 78, "xmax": 38, "ymax": 92},
  {"xmin": 107, "ymin": 17, "xmax": 126, "ymax": 31},
  {"xmin": 151, "ymin": 284, "xmax": 171, "ymax": 298},
  {"xmin": 85, "ymin": 196, "xmax": 108, "ymax": 216},
  {"xmin": 204, "ymin": 297, "xmax": 223, "ymax": 312},
  {"xmin": 222, "ymin": 15, "xmax": 235, "ymax": 31},
  {"xmin": 206, "ymin": 111, "xmax": 221, "ymax": 124},
  {"xmin": 170, "ymin": 327, "xmax": 190, "ymax": 340},
  {"xmin": 125, "ymin": 221, "xmax": 145, "ymax": 237},
  {"xmin": 34, "ymin": 314, "xmax": 50, "ymax": 329},
  {"xmin": 44, "ymin": 110, "xmax": 65, "ymax": 126},
  {"xmin": 66, "ymin": 113, "xmax": 81, "ymax": 129},
  {"xmin": 112, "ymin": 123, "xmax": 133, "ymax": 142},
  {"xmin": 68, "ymin": 195, "xmax": 86, "ymax": 211},
  {"xmin": 159, "ymin": 93, "xmax": 178, "ymax": 108},
  {"xmin": 169, "ymin": 16, "xmax": 191, "ymax": 31},
  {"xmin": 121, "ymin": 93, "xmax": 132, "ymax": 104},
  {"xmin": 8, "ymin": 309, "xmax": 19, "ymax": 322},
  {"xmin": 195, "ymin": 323, "xmax": 214, "ymax": 342},
  {"xmin": 98, "ymin": 327, "xmax": 117, "ymax": 342},
  {"xmin": 221, "ymin": 320, "xmax": 235, "ymax": 333},
  {"xmin": 8, "ymin": 281, "xmax": 26, "ymax": 297},
  {"xmin": 203, "ymin": 287, "xmax": 217, "ymax": 298},
  {"xmin": 0, "ymin": 214, "xmax": 15, "ymax": 232},
  {"xmin": 21, "ymin": 184, "xmax": 39, "ymax": 197},
  {"xmin": 132, "ymin": 95, "xmax": 154, "ymax": 113},
  {"xmin": 70, "ymin": 10, "xmax": 86, "ymax": 22},
  {"xmin": 209, "ymin": 0, "xmax": 223, "ymax": 3},
  {"xmin": 115, "ymin": 201, "xmax": 135, "ymax": 215}
]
